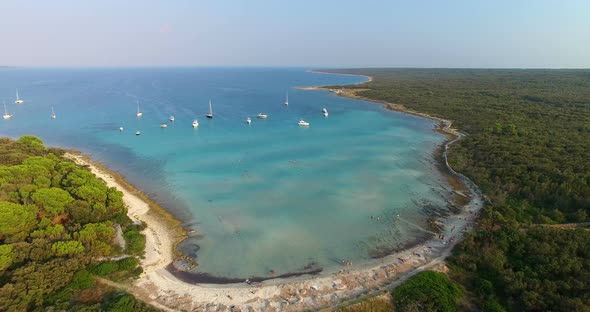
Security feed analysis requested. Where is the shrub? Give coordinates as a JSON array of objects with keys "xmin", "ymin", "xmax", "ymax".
[
  {"xmin": 393, "ymin": 271, "xmax": 462, "ymax": 312},
  {"xmin": 123, "ymin": 227, "xmax": 145, "ymax": 255}
]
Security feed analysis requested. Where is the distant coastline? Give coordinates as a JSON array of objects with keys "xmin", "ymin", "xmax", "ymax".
[
  {"xmin": 303, "ymin": 70, "xmax": 458, "ymax": 139},
  {"xmin": 305, "ymin": 68, "xmax": 374, "ymax": 84}
]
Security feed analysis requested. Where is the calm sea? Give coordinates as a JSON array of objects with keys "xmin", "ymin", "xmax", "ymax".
[{"xmin": 0, "ymin": 68, "xmax": 450, "ymax": 279}]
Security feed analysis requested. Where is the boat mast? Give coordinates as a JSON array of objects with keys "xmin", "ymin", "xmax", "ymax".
[{"xmin": 209, "ymin": 99, "xmax": 213, "ymax": 115}]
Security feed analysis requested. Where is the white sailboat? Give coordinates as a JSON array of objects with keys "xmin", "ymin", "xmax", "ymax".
[
  {"xmin": 298, "ymin": 119, "xmax": 310, "ymax": 126},
  {"xmin": 284, "ymin": 91, "xmax": 289, "ymax": 106},
  {"xmin": 192, "ymin": 119, "xmax": 199, "ymax": 128},
  {"xmin": 160, "ymin": 123, "xmax": 168, "ymax": 128},
  {"xmin": 50, "ymin": 106, "xmax": 57, "ymax": 119},
  {"xmin": 246, "ymin": 117, "xmax": 252, "ymax": 124},
  {"xmin": 15, "ymin": 90, "xmax": 23, "ymax": 104},
  {"xmin": 136, "ymin": 101, "xmax": 143, "ymax": 117},
  {"xmin": 169, "ymin": 115, "xmax": 175, "ymax": 122},
  {"xmin": 257, "ymin": 113, "xmax": 268, "ymax": 119},
  {"xmin": 3, "ymin": 101, "xmax": 13, "ymax": 119},
  {"xmin": 322, "ymin": 108, "xmax": 328, "ymax": 117},
  {"xmin": 206, "ymin": 99, "xmax": 213, "ymax": 119}
]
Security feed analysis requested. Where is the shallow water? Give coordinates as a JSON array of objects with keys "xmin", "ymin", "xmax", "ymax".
[{"xmin": 0, "ymin": 68, "xmax": 451, "ymax": 279}]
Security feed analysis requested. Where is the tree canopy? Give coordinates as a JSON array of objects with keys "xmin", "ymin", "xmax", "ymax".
[
  {"xmin": 0, "ymin": 202, "xmax": 38, "ymax": 242},
  {"xmin": 393, "ymin": 271, "xmax": 463, "ymax": 312},
  {"xmin": 0, "ymin": 137, "xmax": 149, "ymax": 311},
  {"xmin": 31, "ymin": 187, "xmax": 74, "ymax": 217}
]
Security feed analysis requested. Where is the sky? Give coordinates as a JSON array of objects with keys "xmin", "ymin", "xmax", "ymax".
[{"xmin": 1, "ymin": 0, "xmax": 589, "ymax": 68}]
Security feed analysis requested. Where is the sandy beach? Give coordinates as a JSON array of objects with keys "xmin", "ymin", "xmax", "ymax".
[{"xmin": 66, "ymin": 154, "xmax": 177, "ymax": 274}]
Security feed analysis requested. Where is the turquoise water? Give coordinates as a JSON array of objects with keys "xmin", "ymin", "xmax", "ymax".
[{"xmin": 0, "ymin": 68, "xmax": 450, "ymax": 279}]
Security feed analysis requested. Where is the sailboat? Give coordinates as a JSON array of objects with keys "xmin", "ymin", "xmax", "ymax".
[
  {"xmin": 169, "ymin": 115, "xmax": 175, "ymax": 122},
  {"xmin": 206, "ymin": 99, "xmax": 213, "ymax": 119},
  {"xmin": 15, "ymin": 90, "xmax": 23, "ymax": 104},
  {"xmin": 136, "ymin": 100, "xmax": 143, "ymax": 117},
  {"xmin": 50, "ymin": 106, "xmax": 57, "ymax": 119},
  {"xmin": 284, "ymin": 91, "xmax": 289, "ymax": 106},
  {"xmin": 192, "ymin": 119, "xmax": 199, "ymax": 128},
  {"xmin": 322, "ymin": 108, "xmax": 329, "ymax": 117},
  {"xmin": 3, "ymin": 101, "xmax": 13, "ymax": 119}
]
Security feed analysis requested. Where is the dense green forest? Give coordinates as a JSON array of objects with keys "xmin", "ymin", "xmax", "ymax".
[
  {"xmin": 392, "ymin": 271, "xmax": 463, "ymax": 312},
  {"xmin": 0, "ymin": 136, "xmax": 154, "ymax": 311},
  {"xmin": 325, "ymin": 69, "xmax": 590, "ymax": 311}
]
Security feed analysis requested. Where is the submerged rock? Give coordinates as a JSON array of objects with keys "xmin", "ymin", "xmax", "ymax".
[{"xmin": 172, "ymin": 259, "xmax": 194, "ymax": 271}]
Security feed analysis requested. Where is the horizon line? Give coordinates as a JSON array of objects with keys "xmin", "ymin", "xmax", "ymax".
[{"xmin": 2, "ymin": 65, "xmax": 590, "ymax": 70}]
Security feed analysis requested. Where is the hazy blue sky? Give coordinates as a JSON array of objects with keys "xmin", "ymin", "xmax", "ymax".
[{"xmin": 1, "ymin": 1, "xmax": 589, "ymax": 68}]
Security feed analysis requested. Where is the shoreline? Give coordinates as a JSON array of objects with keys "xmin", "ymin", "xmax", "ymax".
[
  {"xmin": 64, "ymin": 153, "xmax": 190, "ymax": 273},
  {"xmin": 59, "ymin": 70, "xmax": 486, "ymax": 311},
  {"xmin": 70, "ymin": 149, "xmax": 483, "ymax": 311}
]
